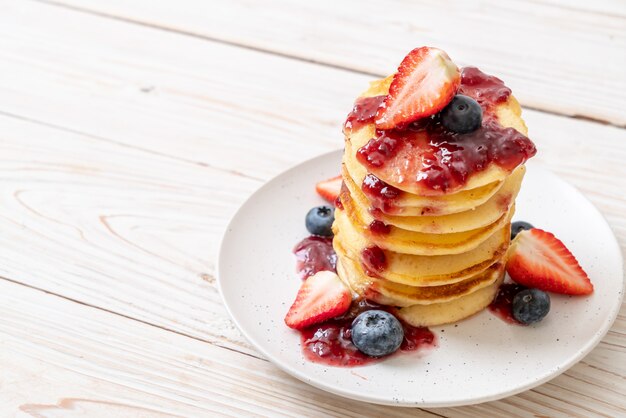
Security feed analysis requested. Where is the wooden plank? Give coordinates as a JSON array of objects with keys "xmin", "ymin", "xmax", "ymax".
[
  {"xmin": 34, "ymin": 0, "xmax": 626, "ymax": 126},
  {"xmin": 0, "ymin": 1, "xmax": 625, "ymax": 184},
  {"xmin": 0, "ymin": 113, "xmax": 261, "ymax": 355},
  {"xmin": 0, "ymin": 279, "xmax": 447, "ymax": 417},
  {"xmin": 1, "ymin": 109, "xmax": 624, "ymax": 415},
  {"xmin": 1, "ymin": 280, "xmax": 624, "ymax": 417},
  {"xmin": 0, "ymin": 1, "xmax": 364, "ymax": 182},
  {"xmin": 537, "ymin": 0, "xmax": 626, "ymax": 17},
  {"xmin": 0, "ymin": 2, "xmax": 623, "ymax": 414},
  {"xmin": 0, "ymin": 1, "xmax": 623, "ymax": 351}
]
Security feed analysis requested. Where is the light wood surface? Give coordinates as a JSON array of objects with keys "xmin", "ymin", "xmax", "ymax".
[
  {"xmin": 0, "ymin": 1, "xmax": 624, "ymax": 416},
  {"xmin": 35, "ymin": 0, "xmax": 626, "ymax": 126}
]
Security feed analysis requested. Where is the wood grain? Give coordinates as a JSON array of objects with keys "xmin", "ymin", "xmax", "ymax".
[
  {"xmin": 0, "ymin": 279, "xmax": 444, "ymax": 417},
  {"xmin": 0, "ymin": 113, "xmax": 260, "ymax": 356},
  {"xmin": 1, "ymin": 269, "xmax": 624, "ymax": 417},
  {"xmin": 33, "ymin": 0, "xmax": 626, "ymax": 126},
  {"xmin": 0, "ymin": 0, "xmax": 358, "ymax": 182},
  {"xmin": 0, "ymin": 0, "xmax": 623, "ymax": 345},
  {"xmin": 0, "ymin": 0, "xmax": 624, "ymax": 416}
]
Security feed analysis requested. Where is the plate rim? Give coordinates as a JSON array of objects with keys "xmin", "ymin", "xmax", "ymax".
[{"xmin": 217, "ymin": 149, "xmax": 624, "ymax": 407}]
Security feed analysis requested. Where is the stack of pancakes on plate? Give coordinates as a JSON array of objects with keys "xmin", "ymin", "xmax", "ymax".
[{"xmin": 333, "ymin": 73, "xmax": 532, "ymax": 327}]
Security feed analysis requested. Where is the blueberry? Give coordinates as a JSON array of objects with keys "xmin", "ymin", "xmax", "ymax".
[
  {"xmin": 305, "ymin": 205, "xmax": 335, "ymax": 236},
  {"xmin": 512, "ymin": 289, "xmax": 550, "ymax": 325},
  {"xmin": 440, "ymin": 94, "xmax": 483, "ymax": 134},
  {"xmin": 511, "ymin": 221, "xmax": 534, "ymax": 240},
  {"xmin": 351, "ymin": 310, "xmax": 404, "ymax": 357}
]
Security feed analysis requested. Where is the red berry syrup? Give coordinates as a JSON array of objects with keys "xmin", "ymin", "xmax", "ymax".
[
  {"xmin": 361, "ymin": 245, "xmax": 388, "ymax": 277},
  {"xmin": 361, "ymin": 173, "xmax": 403, "ymax": 214},
  {"xmin": 344, "ymin": 95, "xmax": 386, "ymax": 132},
  {"xmin": 350, "ymin": 67, "xmax": 536, "ymax": 195},
  {"xmin": 293, "ymin": 236, "xmax": 337, "ymax": 280},
  {"xmin": 300, "ymin": 299, "xmax": 436, "ymax": 367},
  {"xmin": 489, "ymin": 283, "xmax": 527, "ymax": 325},
  {"xmin": 368, "ymin": 220, "xmax": 391, "ymax": 235}
]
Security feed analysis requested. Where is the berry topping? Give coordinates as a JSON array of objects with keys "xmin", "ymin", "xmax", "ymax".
[
  {"xmin": 440, "ymin": 94, "xmax": 483, "ymax": 134},
  {"xmin": 489, "ymin": 283, "xmax": 528, "ymax": 324},
  {"xmin": 305, "ymin": 205, "xmax": 335, "ymax": 237},
  {"xmin": 315, "ymin": 175, "xmax": 342, "ymax": 204},
  {"xmin": 511, "ymin": 221, "xmax": 534, "ymax": 240},
  {"xmin": 284, "ymin": 271, "xmax": 351, "ymax": 330},
  {"xmin": 369, "ymin": 220, "xmax": 391, "ymax": 235},
  {"xmin": 351, "ymin": 310, "xmax": 404, "ymax": 357},
  {"xmin": 345, "ymin": 95, "xmax": 386, "ymax": 132},
  {"xmin": 459, "ymin": 67, "xmax": 511, "ymax": 107},
  {"xmin": 375, "ymin": 47, "xmax": 461, "ymax": 130},
  {"xmin": 512, "ymin": 288, "xmax": 550, "ymax": 325},
  {"xmin": 293, "ymin": 236, "xmax": 336, "ymax": 280},
  {"xmin": 506, "ymin": 229, "xmax": 594, "ymax": 295},
  {"xmin": 361, "ymin": 173, "xmax": 403, "ymax": 213},
  {"xmin": 361, "ymin": 245, "xmax": 388, "ymax": 276}
]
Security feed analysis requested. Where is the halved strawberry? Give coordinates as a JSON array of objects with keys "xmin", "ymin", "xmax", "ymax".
[
  {"xmin": 506, "ymin": 228, "xmax": 593, "ymax": 295},
  {"xmin": 316, "ymin": 175, "xmax": 342, "ymax": 204},
  {"xmin": 375, "ymin": 47, "xmax": 460, "ymax": 130},
  {"xmin": 285, "ymin": 271, "xmax": 351, "ymax": 330}
]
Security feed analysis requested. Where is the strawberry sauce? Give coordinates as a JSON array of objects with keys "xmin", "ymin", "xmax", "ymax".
[
  {"xmin": 489, "ymin": 282, "xmax": 527, "ymax": 324},
  {"xmin": 361, "ymin": 173, "xmax": 404, "ymax": 214},
  {"xmin": 361, "ymin": 245, "xmax": 388, "ymax": 277},
  {"xmin": 292, "ymin": 238, "xmax": 435, "ymax": 366},
  {"xmin": 300, "ymin": 299, "xmax": 436, "ymax": 367},
  {"xmin": 459, "ymin": 67, "xmax": 512, "ymax": 109},
  {"xmin": 344, "ymin": 95, "xmax": 386, "ymax": 132},
  {"xmin": 293, "ymin": 236, "xmax": 337, "ymax": 280},
  {"xmin": 351, "ymin": 67, "xmax": 536, "ymax": 195},
  {"xmin": 368, "ymin": 220, "xmax": 391, "ymax": 235}
]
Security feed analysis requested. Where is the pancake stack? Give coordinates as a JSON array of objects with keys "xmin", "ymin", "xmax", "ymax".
[{"xmin": 333, "ymin": 65, "xmax": 534, "ymax": 327}]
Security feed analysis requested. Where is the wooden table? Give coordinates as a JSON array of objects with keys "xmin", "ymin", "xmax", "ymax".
[{"xmin": 0, "ymin": 1, "xmax": 624, "ymax": 416}]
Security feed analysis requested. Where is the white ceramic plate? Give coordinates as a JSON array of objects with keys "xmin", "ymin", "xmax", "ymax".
[{"xmin": 217, "ymin": 150, "xmax": 623, "ymax": 407}]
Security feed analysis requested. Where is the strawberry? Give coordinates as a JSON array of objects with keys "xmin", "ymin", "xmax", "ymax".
[
  {"xmin": 375, "ymin": 47, "xmax": 460, "ymax": 130},
  {"xmin": 315, "ymin": 175, "xmax": 342, "ymax": 204},
  {"xmin": 284, "ymin": 271, "xmax": 351, "ymax": 330},
  {"xmin": 506, "ymin": 228, "xmax": 593, "ymax": 296}
]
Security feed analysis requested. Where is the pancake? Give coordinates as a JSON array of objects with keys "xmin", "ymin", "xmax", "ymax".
[
  {"xmin": 343, "ymin": 137, "xmax": 505, "ymax": 216},
  {"xmin": 345, "ymin": 123, "xmax": 511, "ymax": 196},
  {"xmin": 369, "ymin": 264, "xmax": 501, "ymax": 307},
  {"xmin": 397, "ymin": 273, "xmax": 505, "ymax": 327},
  {"xmin": 342, "ymin": 163, "xmax": 524, "ymax": 233},
  {"xmin": 345, "ymin": 74, "xmax": 529, "ymax": 197},
  {"xmin": 334, "ymin": 240, "xmax": 502, "ymax": 307},
  {"xmin": 335, "ymin": 197, "xmax": 515, "ymax": 256},
  {"xmin": 330, "ymin": 60, "xmax": 535, "ymax": 327},
  {"xmin": 334, "ymin": 221, "xmax": 511, "ymax": 287}
]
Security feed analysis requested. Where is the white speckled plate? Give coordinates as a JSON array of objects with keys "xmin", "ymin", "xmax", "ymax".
[{"xmin": 217, "ymin": 150, "xmax": 623, "ymax": 407}]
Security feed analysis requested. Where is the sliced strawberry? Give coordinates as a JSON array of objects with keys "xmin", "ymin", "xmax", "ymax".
[
  {"xmin": 316, "ymin": 175, "xmax": 342, "ymax": 204},
  {"xmin": 506, "ymin": 228, "xmax": 593, "ymax": 295},
  {"xmin": 375, "ymin": 47, "xmax": 460, "ymax": 130},
  {"xmin": 285, "ymin": 271, "xmax": 351, "ymax": 330}
]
